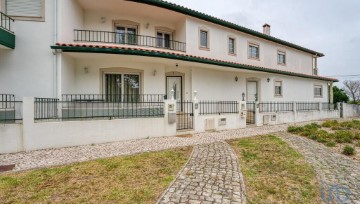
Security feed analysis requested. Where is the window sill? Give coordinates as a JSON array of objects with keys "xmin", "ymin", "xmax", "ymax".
[
  {"xmin": 228, "ymin": 52, "xmax": 237, "ymax": 56},
  {"xmin": 9, "ymin": 16, "xmax": 45, "ymax": 22},
  {"xmin": 199, "ymin": 47, "xmax": 210, "ymax": 51},
  {"xmin": 248, "ymin": 57, "xmax": 260, "ymax": 61},
  {"xmin": 277, "ymin": 63, "xmax": 286, "ymax": 66}
]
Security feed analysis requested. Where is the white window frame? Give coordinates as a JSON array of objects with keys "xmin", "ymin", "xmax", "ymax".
[
  {"xmin": 2, "ymin": 0, "xmax": 45, "ymax": 22},
  {"xmin": 274, "ymin": 80, "xmax": 283, "ymax": 97},
  {"xmin": 103, "ymin": 72, "xmax": 141, "ymax": 96},
  {"xmin": 248, "ymin": 42, "xmax": 260, "ymax": 60},
  {"xmin": 314, "ymin": 85, "xmax": 323, "ymax": 98},
  {"xmin": 228, "ymin": 37, "xmax": 236, "ymax": 55},
  {"xmin": 277, "ymin": 50, "xmax": 286, "ymax": 66},
  {"xmin": 156, "ymin": 30, "xmax": 173, "ymax": 49},
  {"xmin": 199, "ymin": 27, "xmax": 210, "ymax": 50}
]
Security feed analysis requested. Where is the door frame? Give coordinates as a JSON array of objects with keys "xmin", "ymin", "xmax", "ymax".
[
  {"xmin": 246, "ymin": 78, "xmax": 261, "ymax": 102},
  {"xmin": 166, "ymin": 76, "xmax": 183, "ymax": 101}
]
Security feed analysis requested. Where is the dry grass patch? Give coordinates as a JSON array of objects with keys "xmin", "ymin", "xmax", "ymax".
[
  {"xmin": 229, "ymin": 135, "xmax": 321, "ymax": 204},
  {"xmin": 0, "ymin": 147, "xmax": 192, "ymax": 204}
]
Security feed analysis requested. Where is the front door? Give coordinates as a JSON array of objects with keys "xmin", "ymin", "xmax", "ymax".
[
  {"xmin": 166, "ymin": 76, "xmax": 182, "ymax": 101},
  {"xmin": 247, "ymin": 81, "xmax": 258, "ymax": 101}
]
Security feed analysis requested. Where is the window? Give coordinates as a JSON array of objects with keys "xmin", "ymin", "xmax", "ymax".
[
  {"xmin": 248, "ymin": 43, "xmax": 260, "ymax": 59},
  {"xmin": 156, "ymin": 31, "xmax": 172, "ymax": 49},
  {"xmin": 275, "ymin": 81, "xmax": 283, "ymax": 97},
  {"xmin": 199, "ymin": 30, "xmax": 209, "ymax": 49},
  {"xmin": 277, "ymin": 51, "xmax": 286, "ymax": 65},
  {"xmin": 314, "ymin": 85, "xmax": 323, "ymax": 97},
  {"xmin": 5, "ymin": 0, "xmax": 45, "ymax": 21},
  {"xmin": 105, "ymin": 73, "xmax": 140, "ymax": 102},
  {"xmin": 228, "ymin": 37, "xmax": 236, "ymax": 55},
  {"xmin": 115, "ymin": 26, "xmax": 137, "ymax": 45}
]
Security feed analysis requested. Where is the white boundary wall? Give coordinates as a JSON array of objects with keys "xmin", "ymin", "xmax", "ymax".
[{"xmin": 342, "ymin": 103, "xmax": 360, "ymax": 118}]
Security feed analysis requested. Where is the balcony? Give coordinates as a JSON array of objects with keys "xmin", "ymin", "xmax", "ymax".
[
  {"xmin": 0, "ymin": 12, "xmax": 15, "ymax": 49},
  {"xmin": 74, "ymin": 29, "xmax": 186, "ymax": 52}
]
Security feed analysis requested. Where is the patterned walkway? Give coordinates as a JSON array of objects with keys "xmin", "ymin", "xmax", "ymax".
[
  {"xmin": 157, "ymin": 142, "xmax": 246, "ymax": 204},
  {"xmin": 276, "ymin": 132, "xmax": 360, "ymax": 204}
]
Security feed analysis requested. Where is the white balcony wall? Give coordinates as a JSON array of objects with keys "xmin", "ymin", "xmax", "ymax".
[
  {"xmin": 186, "ymin": 17, "xmax": 314, "ymax": 75},
  {"xmin": 58, "ymin": 0, "xmax": 84, "ymax": 43}
]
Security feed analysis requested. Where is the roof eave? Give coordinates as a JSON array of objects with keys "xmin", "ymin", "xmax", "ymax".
[{"xmin": 50, "ymin": 45, "xmax": 337, "ymax": 82}]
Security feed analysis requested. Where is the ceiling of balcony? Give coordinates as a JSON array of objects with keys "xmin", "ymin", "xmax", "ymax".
[{"xmin": 76, "ymin": 0, "xmax": 185, "ymax": 23}]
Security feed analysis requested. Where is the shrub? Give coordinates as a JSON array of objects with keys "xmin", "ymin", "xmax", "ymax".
[
  {"xmin": 309, "ymin": 134, "xmax": 318, "ymax": 141},
  {"xmin": 354, "ymin": 132, "xmax": 360, "ymax": 140},
  {"xmin": 287, "ymin": 126, "xmax": 304, "ymax": 133},
  {"xmin": 356, "ymin": 141, "xmax": 360, "ymax": 147},
  {"xmin": 322, "ymin": 120, "xmax": 338, "ymax": 128},
  {"xmin": 326, "ymin": 141, "xmax": 336, "ymax": 147},
  {"xmin": 342, "ymin": 146, "xmax": 355, "ymax": 156},
  {"xmin": 304, "ymin": 123, "xmax": 320, "ymax": 130},
  {"xmin": 316, "ymin": 137, "xmax": 327, "ymax": 143},
  {"xmin": 335, "ymin": 131, "xmax": 353, "ymax": 143}
]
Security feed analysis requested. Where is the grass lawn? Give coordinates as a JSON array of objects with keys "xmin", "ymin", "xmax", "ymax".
[
  {"xmin": 288, "ymin": 120, "xmax": 360, "ymax": 160},
  {"xmin": 229, "ymin": 135, "xmax": 321, "ymax": 204},
  {"xmin": 0, "ymin": 147, "xmax": 192, "ymax": 204}
]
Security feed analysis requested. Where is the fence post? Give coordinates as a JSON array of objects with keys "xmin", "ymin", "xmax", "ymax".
[
  {"xmin": 239, "ymin": 101, "xmax": 247, "ymax": 128},
  {"xmin": 339, "ymin": 102, "xmax": 344, "ymax": 118},
  {"xmin": 319, "ymin": 102, "xmax": 323, "ymax": 120},
  {"xmin": 193, "ymin": 92, "xmax": 200, "ymax": 132},
  {"xmin": 293, "ymin": 102, "xmax": 297, "ymax": 123},
  {"xmin": 164, "ymin": 99, "xmax": 176, "ymax": 136},
  {"xmin": 255, "ymin": 101, "xmax": 261, "ymax": 126},
  {"xmin": 22, "ymin": 97, "xmax": 35, "ymax": 151}
]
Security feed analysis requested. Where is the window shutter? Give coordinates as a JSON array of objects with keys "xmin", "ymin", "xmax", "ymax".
[{"xmin": 6, "ymin": 0, "xmax": 42, "ymax": 17}]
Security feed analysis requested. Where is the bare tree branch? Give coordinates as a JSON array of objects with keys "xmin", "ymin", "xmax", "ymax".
[{"xmin": 343, "ymin": 80, "xmax": 360, "ymax": 102}]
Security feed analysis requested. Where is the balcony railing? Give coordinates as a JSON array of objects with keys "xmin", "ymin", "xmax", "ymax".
[
  {"xmin": 74, "ymin": 29, "xmax": 186, "ymax": 52},
  {"xmin": 0, "ymin": 94, "xmax": 22, "ymax": 123},
  {"xmin": 0, "ymin": 12, "xmax": 14, "ymax": 33}
]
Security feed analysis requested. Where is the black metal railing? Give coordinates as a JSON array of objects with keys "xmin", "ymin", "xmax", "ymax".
[
  {"xmin": 199, "ymin": 101, "xmax": 239, "ymax": 115},
  {"xmin": 322, "ymin": 103, "xmax": 337, "ymax": 111},
  {"xmin": 0, "ymin": 94, "xmax": 22, "ymax": 123},
  {"xmin": 296, "ymin": 102, "xmax": 320, "ymax": 112},
  {"xmin": 176, "ymin": 101, "xmax": 193, "ymax": 130},
  {"xmin": 34, "ymin": 98, "xmax": 59, "ymax": 120},
  {"xmin": 246, "ymin": 102, "xmax": 256, "ymax": 125},
  {"xmin": 74, "ymin": 29, "xmax": 186, "ymax": 52},
  {"xmin": 62, "ymin": 94, "xmax": 165, "ymax": 103},
  {"xmin": 0, "ymin": 12, "xmax": 14, "ymax": 33},
  {"xmin": 259, "ymin": 102, "xmax": 294, "ymax": 113}
]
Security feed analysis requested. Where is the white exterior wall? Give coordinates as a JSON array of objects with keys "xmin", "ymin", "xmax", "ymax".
[
  {"xmin": 186, "ymin": 17, "xmax": 314, "ymax": 75},
  {"xmin": 342, "ymin": 103, "xmax": 360, "ymax": 118},
  {"xmin": 0, "ymin": 0, "xmax": 56, "ymax": 99},
  {"xmin": 58, "ymin": 0, "xmax": 84, "ymax": 43},
  {"xmin": 0, "ymin": 124, "xmax": 23, "ymax": 153},
  {"xmin": 191, "ymin": 67, "xmax": 329, "ymax": 102}
]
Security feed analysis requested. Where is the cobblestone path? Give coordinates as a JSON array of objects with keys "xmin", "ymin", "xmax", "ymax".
[
  {"xmin": 276, "ymin": 132, "xmax": 360, "ymax": 204},
  {"xmin": 157, "ymin": 142, "xmax": 246, "ymax": 204}
]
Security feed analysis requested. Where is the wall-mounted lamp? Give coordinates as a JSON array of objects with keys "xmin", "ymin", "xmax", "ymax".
[
  {"xmin": 84, "ymin": 67, "xmax": 89, "ymax": 74},
  {"xmin": 267, "ymin": 78, "xmax": 270, "ymax": 83},
  {"xmin": 235, "ymin": 76, "xmax": 238, "ymax": 82},
  {"xmin": 242, "ymin": 92, "xmax": 245, "ymax": 101},
  {"xmin": 153, "ymin": 69, "xmax": 157, "ymax": 76},
  {"xmin": 176, "ymin": 63, "xmax": 179, "ymax": 67},
  {"xmin": 145, "ymin": 23, "xmax": 150, "ymax": 29},
  {"xmin": 100, "ymin": 17, "xmax": 106, "ymax": 23}
]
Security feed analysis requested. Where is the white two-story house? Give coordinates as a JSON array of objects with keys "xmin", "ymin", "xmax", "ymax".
[{"xmin": 0, "ymin": 0, "xmax": 340, "ymax": 153}]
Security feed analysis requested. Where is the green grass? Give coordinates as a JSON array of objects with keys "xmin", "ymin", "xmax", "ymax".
[
  {"xmin": 0, "ymin": 147, "xmax": 192, "ymax": 204},
  {"xmin": 288, "ymin": 120, "xmax": 360, "ymax": 156},
  {"xmin": 229, "ymin": 135, "xmax": 321, "ymax": 204}
]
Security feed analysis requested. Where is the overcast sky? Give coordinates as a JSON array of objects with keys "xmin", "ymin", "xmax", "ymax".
[{"xmin": 167, "ymin": 0, "xmax": 360, "ymax": 86}]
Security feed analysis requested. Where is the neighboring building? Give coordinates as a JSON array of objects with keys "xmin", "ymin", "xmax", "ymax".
[{"xmin": 0, "ymin": 0, "xmax": 340, "ymax": 153}]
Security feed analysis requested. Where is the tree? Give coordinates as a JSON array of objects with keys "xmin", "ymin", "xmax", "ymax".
[
  {"xmin": 333, "ymin": 86, "xmax": 349, "ymax": 103},
  {"xmin": 343, "ymin": 80, "xmax": 360, "ymax": 102}
]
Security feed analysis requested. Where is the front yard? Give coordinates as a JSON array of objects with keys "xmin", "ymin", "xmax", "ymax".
[
  {"xmin": 0, "ymin": 147, "xmax": 192, "ymax": 204},
  {"xmin": 288, "ymin": 120, "xmax": 360, "ymax": 161},
  {"xmin": 229, "ymin": 135, "xmax": 322, "ymax": 204}
]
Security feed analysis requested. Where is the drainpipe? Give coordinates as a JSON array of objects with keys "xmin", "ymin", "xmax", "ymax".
[{"xmin": 52, "ymin": 0, "xmax": 59, "ymax": 98}]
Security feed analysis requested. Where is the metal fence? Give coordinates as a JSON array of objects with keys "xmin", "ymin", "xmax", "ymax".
[
  {"xmin": 35, "ymin": 95, "xmax": 165, "ymax": 121},
  {"xmin": 0, "ymin": 11, "xmax": 14, "ymax": 33},
  {"xmin": 199, "ymin": 101, "xmax": 239, "ymax": 115},
  {"xmin": 296, "ymin": 102, "xmax": 320, "ymax": 111},
  {"xmin": 322, "ymin": 103, "xmax": 337, "ymax": 111},
  {"xmin": 62, "ymin": 94, "xmax": 165, "ymax": 103},
  {"xmin": 74, "ymin": 29, "xmax": 186, "ymax": 52},
  {"xmin": 34, "ymin": 98, "xmax": 59, "ymax": 120},
  {"xmin": 0, "ymin": 94, "xmax": 22, "ymax": 123},
  {"xmin": 259, "ymin": 102, "xmax": 294, "ymax": 113}
]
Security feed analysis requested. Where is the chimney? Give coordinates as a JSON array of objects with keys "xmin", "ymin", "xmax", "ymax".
[{"xmin": 263, "ymin": 23, "xmax": 271, "ymax": 35}]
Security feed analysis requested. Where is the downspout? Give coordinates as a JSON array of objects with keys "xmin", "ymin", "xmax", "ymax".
[{"xmin": 53, "ymin": 0, "xmax": 59, "ymax": 98}]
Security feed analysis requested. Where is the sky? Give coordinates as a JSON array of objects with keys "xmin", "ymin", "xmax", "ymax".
[{"xmin": 167, "ymin": 0, "xmax": 360, "ymax": 86}]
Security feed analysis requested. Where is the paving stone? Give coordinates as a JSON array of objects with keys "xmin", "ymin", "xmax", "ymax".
[
  {"xmin": 157, "ymin": 142, "xmax": 246, "ymax": 204},
  {"xmin": 276, "ymin": 132, "xmax": 360, "ymax": 204}
]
